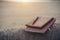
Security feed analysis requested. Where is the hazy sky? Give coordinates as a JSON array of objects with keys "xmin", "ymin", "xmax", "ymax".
[
  {"xmin": 3, "ymin": 0, "xmax": 57, "ymax": 2},
  {"xmin": 14, "ymin": 0, "xmax": 51, "ymax": 2}
]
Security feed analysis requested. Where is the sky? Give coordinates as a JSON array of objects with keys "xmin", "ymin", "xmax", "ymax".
[{"xmin": 2, "ymin": 0, "xmax": 57, "ymax": 2}]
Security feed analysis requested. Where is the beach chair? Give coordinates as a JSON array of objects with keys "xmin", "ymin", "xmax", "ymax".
[{"xmin": 25, "ymin": 16, "xmax": 56, "ymax": 33}]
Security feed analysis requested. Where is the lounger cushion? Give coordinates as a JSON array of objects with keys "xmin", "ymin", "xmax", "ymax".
[
  {"xmin": 26, "ymin": 16, "xmax": 55, "ymax": 28},
  {"xmin": 25, "ymin": 18, "xmax": 56, "ymax": 33}
]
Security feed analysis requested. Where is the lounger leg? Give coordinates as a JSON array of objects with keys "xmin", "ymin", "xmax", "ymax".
[
  {"xmin": 48, "ymin": 28, "xmax": 51, "ymax": 31},
  {"xmin": 48, "ymin": 24, "xmax": 55, "ymax": 31}
]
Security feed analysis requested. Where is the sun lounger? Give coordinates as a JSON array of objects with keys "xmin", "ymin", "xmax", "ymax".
[{"xmin": 25, "ymin": 16, "xmax": 56, "ymax": 33}]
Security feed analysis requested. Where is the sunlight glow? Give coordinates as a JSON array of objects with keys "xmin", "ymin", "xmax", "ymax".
[
  {"xmin": 15, "ymin": 0, "xmax": 32, "ymax": 2},
  {"xmin": 15, "ymin": 0, "xmax": 48, "ymax": 2},
  {"xmin": 7, "ymin": 0, "xmax": 52, "ymax": 2}
]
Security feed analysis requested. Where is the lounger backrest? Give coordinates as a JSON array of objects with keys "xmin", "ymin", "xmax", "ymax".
[{"xmin": 26, "ymin": 16, "xmax": 54, "ymax": 28}]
